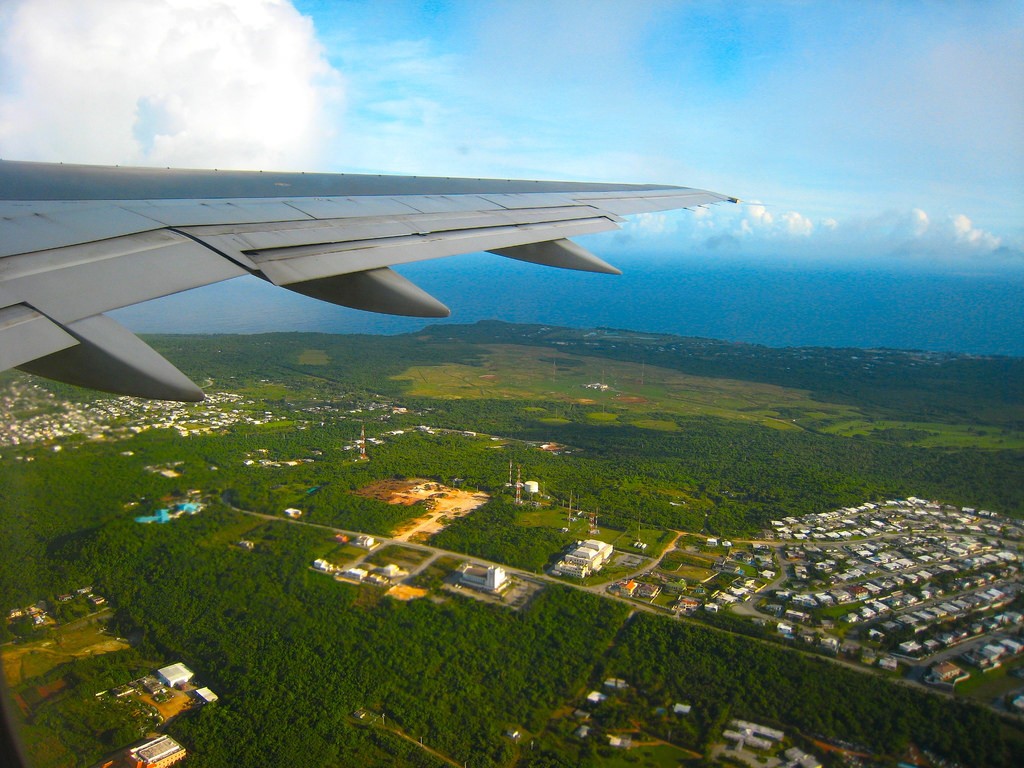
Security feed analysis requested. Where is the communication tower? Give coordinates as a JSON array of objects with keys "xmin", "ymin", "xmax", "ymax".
[
  {"xmin": 589, "ymin": 508, "xmax": 599, "ymax": 535},
  {"xmin": 514, "ymin": 465, "xmax": 523, "ymax": 505},
  {"xmin": 359, "ymin": 423, "xmax": 367, "ymax": 460}
]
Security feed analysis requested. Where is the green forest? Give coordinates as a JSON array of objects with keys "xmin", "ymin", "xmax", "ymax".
[{"xmin": 2, "ymin": 322, "xmax": 1022, "ymax": 766}]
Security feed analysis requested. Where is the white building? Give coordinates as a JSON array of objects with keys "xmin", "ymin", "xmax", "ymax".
[
  {"xmin": 129, "ymin": 735, "xmax": 186, "ymax": 768},
  {"xmin": 156, "ymin": 663, "xmax": 194, "ymax": 688},
  {"xmin": 460, "ymin": 564, "xmax": 509, "ymax": 592},
  {"xmin": 557, "ymin": 539, "xmax": 614, "ymax": 578},
  {"xmin": 193, "ymin": 687, "xmax": 219, "ymax": 703}
]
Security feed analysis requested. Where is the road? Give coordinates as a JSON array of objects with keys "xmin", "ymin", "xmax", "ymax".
[
  {"xmin": 225, "ymin": 503, "xmax": 1024, "ymax": 708},
  {"xmin": 249, "ymin": 507, "xmax": 871, "ymax": 672}
]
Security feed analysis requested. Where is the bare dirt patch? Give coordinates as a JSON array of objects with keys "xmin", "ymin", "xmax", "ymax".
[
  {"xmin": 139, "ymin": 688, "xmax": 194, "ymax": 721},
  {"xmin": 356, "ymin": 479, "xmax": 489, "ymax": 541},
  {"xmin": 615, "ymin": 395, "xmax": 648, "ymax": 404},
  {"xmin": 386, "ymin": 585, "xmax": 429, "ymax": 601}
]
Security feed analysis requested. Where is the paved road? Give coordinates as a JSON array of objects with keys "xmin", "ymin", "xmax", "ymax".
[{"xmin": 226, "ymin": 504, "xmax": 1013, "ymax": 706}]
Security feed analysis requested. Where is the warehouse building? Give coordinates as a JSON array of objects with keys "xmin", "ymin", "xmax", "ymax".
[
  {"xmin": 156, "ymin": 662, "xmax": 194, "ymax": 688},
  {"xmin": 129, "ymin": 735, "xmax": 186, "ymax": 768}
]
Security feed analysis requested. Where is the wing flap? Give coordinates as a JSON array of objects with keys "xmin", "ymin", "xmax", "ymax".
[
  {"xmin": 1, "ymin": 230, "xmax": 246, "ymax": 324},
  {"xmin": 248, "ymin": 216, "xmax": 618, "ymax": 286},
  {"xmin": 181, "ymin": 205, "xmax": 612, "ymax": 255}
]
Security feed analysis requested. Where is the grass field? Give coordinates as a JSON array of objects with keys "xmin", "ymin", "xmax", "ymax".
[
  {"xmin": 2, "ymin": 614, "xmax": 128, "ymax": 686},
  {"xmin": 390, "ymin": 344, "xmax": 1022, "ymax": 448},
  {"xmin": 297, "ymin": 349, "xmax": 330, "ymax": 365},
  {"xmin": 955, "ymin": 659, "xmax": 1024, "ymax": 702}
]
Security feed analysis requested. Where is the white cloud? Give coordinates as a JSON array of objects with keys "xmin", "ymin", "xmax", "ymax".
[
  {"xmin": 656, "ymin": 199, "xmax": 1020, "ymax": 270},
  {"xmin": 744, "ymin": 202, "xmax": 774, "ymax": 227},
  {"xmin": 952, "ymin": 213, "xmax": 1001, "ymax": 249},
  {"xmin": 781, "ymin": 211, "xmax": 813, "ymax": 237},
  {"xmin": 910, "ymin": 208, "xmax": 929, "ymax": 236},
  {"xmin": 0, "ymin": 0, "xmax": 342, "ymax": 169}
]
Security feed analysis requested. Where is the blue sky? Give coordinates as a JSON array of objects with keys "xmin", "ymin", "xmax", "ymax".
[{"xmin": 1, "ymin": 0, "xmax": 1021, "ymax": 274}]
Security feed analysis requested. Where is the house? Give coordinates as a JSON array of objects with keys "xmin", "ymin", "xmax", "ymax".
[
  {"xmin": 929, "ymin": 661, "xmax": 968, "ymax": 684},
  {"xmin": 340, "ymin": 567, "xmax": 368, "ymax": 582},
  {"xmin": 585, "ymin": 691, "xmax": 607, "ymax": 704},
  {"xmin": 673, "ymin": 703, "xmax": 692, "ymax": 715},
  {"xmin": 635, "ymin": 583, "xmax": 661, "ymax": 599},
  {"xmin": 375, "ymin": 563, "xmax": 408, "ymax": 581},
  {"xmin": 611, "ymin": 580, "xmax": 638, "ymax": 597}
]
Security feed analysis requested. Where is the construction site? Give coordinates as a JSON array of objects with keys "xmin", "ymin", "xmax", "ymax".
[{"xmin": 354, "ymin": 478, "xmax": 490, "ymax": 542}]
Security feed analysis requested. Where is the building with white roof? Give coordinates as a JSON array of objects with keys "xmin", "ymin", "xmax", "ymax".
[
  {"xmin": 129, "ymin": 734, "xmax": 186, "ymax": 768},
  {"xmin": 460, "ymin": 563, "xmax": 509, "ymax": 592},
  {"xmin": 156, "ymin": 663, "xmax": 193, "ymax": 688},
  {"xmin": 557, "ymin": 539, "xmax": 614, "ymax": 578}
]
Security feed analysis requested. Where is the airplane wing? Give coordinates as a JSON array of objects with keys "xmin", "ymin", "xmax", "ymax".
[{"xmin": 0, "ymin": 160, "xmax": 736, "ymax": 401}]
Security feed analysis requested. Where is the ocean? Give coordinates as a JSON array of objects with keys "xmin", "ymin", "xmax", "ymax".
[{"xmin": 111, "ymin": 255, "xmax": 1024, "ymax": 357}]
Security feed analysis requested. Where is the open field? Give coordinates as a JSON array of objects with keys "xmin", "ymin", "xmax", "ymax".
[
  {"xmin": 2, "ymin": 614, "xmax": 128, "ymax": 686},
  {"xmin": 392, "ymin": 344, "xmax": 1023, "ymax": 448},
  {"xmin": 364, "ymin": 544, "xmax": 433, "ymax": 569},
  {"xmin": 297, "ymin": 348, "xmax": 330, "ymax": 365}
]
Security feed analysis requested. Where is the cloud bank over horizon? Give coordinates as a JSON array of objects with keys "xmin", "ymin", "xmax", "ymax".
[{"xmin": 0, "ymin": 0, "xmax": 1020, "ymax": 273}]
